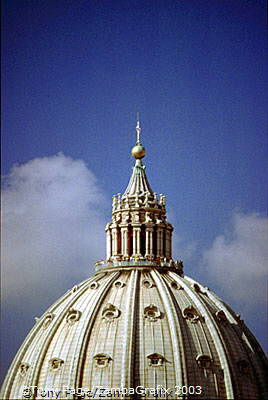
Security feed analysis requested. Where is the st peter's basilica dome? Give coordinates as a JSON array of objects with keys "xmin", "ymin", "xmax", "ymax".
[{"xmin": 1, "ymin": 121, "xmax": 267, "ymax": 400}]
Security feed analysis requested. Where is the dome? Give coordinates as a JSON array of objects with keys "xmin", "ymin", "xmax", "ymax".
[
  {"xmin": 1, "ymin": 121, "xmax": 267, "ymax": 400},
  {"xmin": 2, "ymin": 269, "xmax": 268, "ymax": 399}
]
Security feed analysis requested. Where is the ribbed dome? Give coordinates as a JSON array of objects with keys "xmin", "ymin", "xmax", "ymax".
[
  {"xmin": 1, "ymin": 122, "xmax": 267, "ymax": 399},
  {"xmin": 2, "ymin": 268, "xmax": 267, "ymax": 399}
]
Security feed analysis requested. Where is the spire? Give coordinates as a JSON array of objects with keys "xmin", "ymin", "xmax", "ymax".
[{"xmin": 124, "ymin": 117, "xmax": 152, "ymax": 197}]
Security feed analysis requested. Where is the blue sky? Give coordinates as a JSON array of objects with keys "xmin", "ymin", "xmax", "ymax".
[{"xmin": 1, "ymin": 0, "xmax": 267, "ymax": 382}]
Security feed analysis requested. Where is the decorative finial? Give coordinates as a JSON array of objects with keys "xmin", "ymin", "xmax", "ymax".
[{"xmin": 136, "ymin": 112, "xmax": 141, "ymax": 143}]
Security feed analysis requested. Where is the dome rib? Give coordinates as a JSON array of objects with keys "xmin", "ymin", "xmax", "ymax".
[
  {"xmin": 75, "ymin": 271, "xmax": 121, "ymax": 389},
  {"xmin": 2, "ymin": 277, "xmax": 95, "ymax": 400},
  {"xmin": 29, "ymin": 277, "xmax": 98, "ymax": 393},
  {"xmin": 69, "ymin": 272, "xmax": 121, "ymax": 388},
  {"xmin": 187, "ymin": 276, "xmax": 268, "ymax": 399},
  {"xmin": 170, "ymin": 272, "xmax": 235, "ymax": 400},
  {"xmin": 151, "ymin": 270, "xmax": 184, "ymax": 389},
  {"xmin": 120, "ymin": 270, "xmax": 138, "ymax": 389}
]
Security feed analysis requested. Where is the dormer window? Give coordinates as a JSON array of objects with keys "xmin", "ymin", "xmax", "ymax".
[
  {"xmin": 144, "ymin": 304, "xmax": 162, "ymax": 322},
  {"xmin": 66, "ymin": 308, "xmax": 81, "ymax": 325},
  {"xmin": 102, "ymin": 303, "xmax": 120, "ymax": 321},
  {"xmin": 114, "ymin": 280, "xmax": 125, "ymax": 288},
  {"xmin": 19, "ymin": 362, "xmax": 29, "ymax": 377},
  {"xmin": 147, "ymin": 353, "xmax": 165, "ymax": 367},
  {"xmin": 71, "ymin": 285, "xmax": 78, "ymax": 293},
  {"xmin": 49, "ymin": 358, "xmax": 64, "ymax": 371},
  {"xmin": 93, "ymin": 353, "xmax": 112, "ymax": 368},
  {"xmin": 196, "ymin": 354, "xmax": 212, "ymax": 369},
  {"xmin": 42, "ymin": 313, "xmax": 55, "ymax": 329},
  {"xmin": 142, "ymin": 279, "xmax": 153, "ymax": 288},
  {"xmin": 216, "ymin": 310, "xmax": 228, "ymax": 325},
  {"xmin": 89, "ymin": 281, "xmax": 99, "ymax": 290},
  {"xmin": 237, "ymin": 359, "xmax": 250, "ymax": 375},
  {"xmin": 170, "ymin": 281, "xmax": 181, "ymax": 290},
  {"xmin": 192, "ymin": 283, "xmax": 201, "ymax": 293},
  {"xmin": 183, "ymin": 306, "xmax": 201, "ymax": 323}
]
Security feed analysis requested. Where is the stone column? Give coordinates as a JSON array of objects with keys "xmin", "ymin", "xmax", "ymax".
[
  {"xmin": 145, "ymin": 229, "xmax": 149, "ymax": 256},
  {"xmin": 121, "ymin": 228, "xmax": 125, "ymax": 256},
  {"xmin": 133, "ymin": 227, "xmax": 141, "ymax": 256},
  {"xmin": 121, "ymin": 227, "xmax": 129, "ymax": 257},
  {"xmin": 106, "ymin": 230, "xmax": 112, "ymax": 259},
  {"xmin": 132, "ymin": 229, "xmax": 137, "ymax": 256},
  {"xmin": 149, "ymin": 230, "xmax": 153, "ymax": 257},
  {"xmin": 167, "ymin": 229, "xmax": 171, "ymax": 259},
  {"xmin": 136, "ymin": 227, "xmax": 141, "ymax": 255},
  {"xmin": 145, "ymin": 227, "xmax": 154, "ymax": 257},
  {"xmin": 111, "ymin": 227, "xmax": 118, "ymax": 256},
  {"xmin": 156, "ymin": 228, "xmax": 163, "ymax": 257}
]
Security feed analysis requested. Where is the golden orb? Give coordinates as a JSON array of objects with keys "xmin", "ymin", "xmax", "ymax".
[{"xmin": 131, "ymin": 143, "xmax": 146, "ymax": 159}]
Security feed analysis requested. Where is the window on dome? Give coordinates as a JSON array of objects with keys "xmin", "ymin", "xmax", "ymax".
[
  {"xmin": 142, "ymin": 279, "xmax": 153, "ymax": 288},
  {"xmin": 66, "ymin": 308, "xmax": 81, "ymax": 325},
  {"xmin": 170, "ymin": 281, "xmax": 181, "ymax": 290},
  {"xmin": 42, "ymin": 313, "xmax": 55, "ymax": 329},
  {"xmin": 182, "ymin": 306, "xmax": 201, "ymax": 323},
  {"xmin": 237, "ymin": 360, "xmax": 250, "ymax": 375},
  {"xmin": 71, "ymin": 285, "xmax": 78, "ymax": 293},
  {"xmin": 144, "ymin": 304, "xmax": 162, "ymax": 322},
  {"xmin": 19, "ymin": 363, "xmax": 29, "ymax": 377},
  {"xmin": 49, "ymin": 358, "xmax": 64, "ymax": 371},
  {"xmin": 196, "ymin": 354, "xmax": 212, "ymax": 369},
  {"xmin": 93, "ymin": 353, "xmax": 112, "ymax": 368},
  {"xmin": 192, "ymin": 283, "xmax": 201, "ymax": 293},
  {"xmin": 114, "ymin": 280, "xmax": 125, "ymax": 288},
  {"xmin": 216, "ymin": 310, "xmax": 228, "ymax": 325},
  {"xmin": 147, "ymin": 353, "xmax": 165, "ymax": 367},
  {"xmin": 102, "ymin": 303, "xmax": 120, "ymax": 321},
  {"xmin": 89, "ymin": 281, "xmax": 99, "ymax": 290}
]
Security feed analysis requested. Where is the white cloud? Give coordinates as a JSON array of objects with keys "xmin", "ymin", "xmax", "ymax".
[
  {"xmin": 1, "ymin": 153, "xmax": 107, "ymax": 311},
  {"xmin": 202, "ymin": 212, "xmax": 268, "ymax": 315}
]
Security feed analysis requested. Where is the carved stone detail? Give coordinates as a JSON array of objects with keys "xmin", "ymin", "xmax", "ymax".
[
  {"xmin": 89, "ymin": 281, "xmax": 99, "ymax": 290},
  {"xmin": 114, "ymin": 280, "xmax": 125, "ymax": 288},
  {"xmin": 42, "ymin": 313, "xmax": 55, "ymax": 329},
  {"xmin": 144, "ymin": 304, "xmax": 162, "ymax": 322},
  {"xmin": 19, "ymin": 363, "xmax": 30, "ymax": 377},
  {"xmin": 147, "ymin": 353, "xmax": 166, "ymax": 367},
  {"xmin": 170, "ymin": 281, "xmax": 182, "ymax": 290},
  {"xmin": 66, "ymin": 308, "xmax": 81, "ymax": 325},
  {"xmin": 102, "ymin": 303, "xmax": 120, "ymax": 321},
  {"xmin": 49, "ymin": 358, "xmax": 64, "ymax": 371},
  {"xmin": 216, "ymin": 310, "xmax": 228, "ymax": 325},
  {"xmin": 93, "ymin": 353, "xmax": 112, "ymax": 368},
  {"xmin": 192, "ymin": 283, "xmax": 201, "ymax": 293},
  {"xmin": 142, "ymin": 279, "xmax": 153, "ymax": 289},
  {"xmin": 182, "ymin": 306, "xmax": 202, "ymax": 323},
  {"xmin": 71, "ymin": 285, "xmax": 78, "ymax": 293},
  {"xmin": 196, "ymin": 354, "xmax": 212, "ymax": 369}
]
